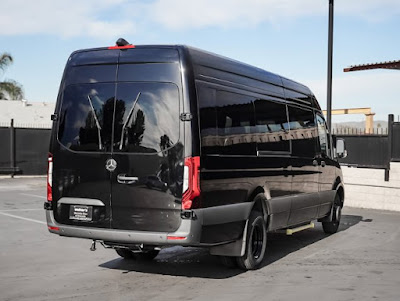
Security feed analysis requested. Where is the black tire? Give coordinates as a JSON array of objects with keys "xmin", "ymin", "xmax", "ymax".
[
  {"xmin": 219, "ymin": 256, "xmax": 238, "ymax": 268},
  {"xmin": 236, "ymin": 211, "xmax": 267, "ymax": 270},
  {"xmin": 137, "ymin": 249, "xmax": 160, "ymax": 261},
  {"xmin": 115, "ymin": 248, "xmax": 135, "ymax": 259},
  {"xmin": 322, "ymin": 194, "xmax": 342, "ymax": 234}
]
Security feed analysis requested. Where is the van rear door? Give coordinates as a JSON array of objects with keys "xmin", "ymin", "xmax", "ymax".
[
  {"xmin": 54, "ymin": 48, "xmax": 184, "ymax": 232},
  {"xmin": 110, "ymin": 49, "xmax": 184, "ymax": 232},
  {"xmin": 53, "ymin": 50, "xmax": 119, "ymax": 228},
  {"xmin": 111, "ymin": 82, "xmax": 183, "ymax": 231}
]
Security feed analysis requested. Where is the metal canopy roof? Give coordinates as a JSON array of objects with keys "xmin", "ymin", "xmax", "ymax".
[{"xmin": 344, "ymin": 60, "xmax": 400, "ymax": 72}]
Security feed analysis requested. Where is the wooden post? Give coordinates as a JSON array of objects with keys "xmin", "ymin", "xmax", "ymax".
[{"xmin": 365, "ymin": 113, "xmax": 375, "ymax": 134}]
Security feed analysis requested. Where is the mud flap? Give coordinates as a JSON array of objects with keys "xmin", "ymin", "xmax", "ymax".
[
  {"xmin": 209, "ymin": 220, "xmax": 248, "ymax": 257},
  {"xmin": 318, "ymin": 202, "xmax": 334, "ymax": 223}
]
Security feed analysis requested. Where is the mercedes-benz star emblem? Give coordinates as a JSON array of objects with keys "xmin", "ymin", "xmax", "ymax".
[{"xmin": 105, "ymin": 158, "xmax": 117, "ymax": 172}]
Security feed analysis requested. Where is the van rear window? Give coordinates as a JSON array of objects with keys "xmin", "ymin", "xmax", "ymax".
[
  {"xmin": 113, "ymin": 82, "xmax": 180, "ymax": 154},
  {"xmin": 57, "ymin": 82, "xmax": 180, "ymax": 153},
  {"xmin": 58, "ymin": 83, "xmax": 115, "ymax": 152}
]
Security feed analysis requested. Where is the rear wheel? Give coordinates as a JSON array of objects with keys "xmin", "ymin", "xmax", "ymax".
[
  {"xmin": 236, "ymin": 211, "xmax": 267, "ymax": 270},
  {"xmin": 115, "ymin": 247, "xmax": 159, "ymax": 260},
  {"xmin": 322, "ymin": 194, "xmax": 342, "ymax": 234},
  {"xmin": 115, "ymin": 248, "xmax": 135, "ymax": 259},
  {"xmin": 137, "ymin": 249, "xmax": 160, "ymax": 261},
  {"xmin": 219, "ymin": 256, "xmax": 238, "ymax": 268}
]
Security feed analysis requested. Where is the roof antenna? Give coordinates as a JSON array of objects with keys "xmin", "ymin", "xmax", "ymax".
[{"xmin": 116, "ymin": 38, "xmax": 130, "ymax": 47}]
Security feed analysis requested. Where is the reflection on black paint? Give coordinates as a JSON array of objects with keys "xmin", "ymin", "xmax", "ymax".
[
  {"xmin": 58, "ymin": 82, "xmax": 180, "ymax": 154},
  {"xmin": 197, "ymin": 87, "xmax": 322, "ymax": 162},
  {"xmin": 58, "ymin": 84, "xmax": 115, "ymax": 152},
  {"xmin": 215, "ymin": 91, "xmax": 256, "ymax": 155},
  {"xmin": 78, "ymin": 97, "xmax": 115, "ymax": 151},
  {"xmin": 254, "ymin": 99, "xmax": 290, "ymax": 153},
  {"xmin": 156, "ymin": 135, "xmax": 184, "ymax": 197},
  {"xmin": 287, "ymin": 106, "xmax": 317, "ymax": 158},
  {"xmin": 114, "ymin": 82, "xmax": 179, "ymax": 154}
]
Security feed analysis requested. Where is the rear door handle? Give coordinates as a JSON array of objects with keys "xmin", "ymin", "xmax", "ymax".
[{"xmin": 117, "ymin": 174, "xmax": 139, "ymax": 184}]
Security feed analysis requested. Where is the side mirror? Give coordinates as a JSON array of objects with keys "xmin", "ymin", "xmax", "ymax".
[{"xmin": 336, "ymin": 138, "xmax": 347, "ymax": 159}]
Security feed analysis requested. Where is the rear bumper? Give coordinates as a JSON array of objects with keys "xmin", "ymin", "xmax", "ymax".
[
  {"xmin": 45, "ymin": 201, "xmax": 254, "ymax": 247},
  {"xmin": 46, "ymin": 209, "xmax": 204, "ymax": 246}
]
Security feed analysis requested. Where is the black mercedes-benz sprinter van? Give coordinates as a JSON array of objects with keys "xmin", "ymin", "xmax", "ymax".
[{"xmin": 45, "ymin": 40, "xmax": 346, "ymax": 270}]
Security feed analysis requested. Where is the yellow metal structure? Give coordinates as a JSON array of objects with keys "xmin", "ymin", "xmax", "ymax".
[
  {"xmin": 286, "ymin": 222, "xmax": 315, "ymax": 235},
  {"xmin": 322, "ymin": 107, "xmax": 375, "ymax": 134}
]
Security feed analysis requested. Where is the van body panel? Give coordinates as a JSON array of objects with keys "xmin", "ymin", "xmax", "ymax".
[
  {"xmin": 318, "ymin": 158, "xmax": 339, "ymax": 217},
  {"xmin": 52, "ymin": 150, "xmax": 112, "ymax": 228},
  {"xmin": 110, "ymin": 80, "xmax": 184, "ymax": 232},
  {"xmin": 46, "ymin": 209, "xmax": 203, "ymax": 245},
  {"xmin": 289, "ymin": 158, "xmax": 320, "ymax": 224},
  {"xmin": 52, "ymin": 47, "xmax": 185, "ymax": 233},
  {"xmin": 110, "ymin": 151, "xmax": 183, "ymax": 232},
  {"xmin": 47, "ymin": 44, "xmax": 345, "ymax": 252}
]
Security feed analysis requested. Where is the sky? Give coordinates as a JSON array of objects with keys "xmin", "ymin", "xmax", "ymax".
[{"xmin": 1, "ymin": 0, "xmax": 399, "ymax": 123}]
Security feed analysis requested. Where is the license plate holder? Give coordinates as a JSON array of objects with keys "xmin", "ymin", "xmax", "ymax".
[{"xmin": 69, "ymin": 205, "xmax": 93, "ymax": 221}]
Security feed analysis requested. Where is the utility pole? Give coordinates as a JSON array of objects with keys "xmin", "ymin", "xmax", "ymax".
[{"xmin": 327, "ymin": 0, "xmax": 334, "ymax": 132}]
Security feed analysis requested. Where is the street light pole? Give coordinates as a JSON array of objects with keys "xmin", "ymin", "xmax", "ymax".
[{"xmin": 327, "ymin": 0, "xmax": 334, "ymax": 132}]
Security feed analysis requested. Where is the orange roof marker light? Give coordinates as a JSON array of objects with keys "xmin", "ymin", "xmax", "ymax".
[{"xmin": 108, "ymin": 38, "xmax": 135, "ymax": 50}]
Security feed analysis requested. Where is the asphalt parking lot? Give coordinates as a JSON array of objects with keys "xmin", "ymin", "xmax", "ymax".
[{"xmin": 1, "ymin": 178, "xmax": 400, "ymax": 301}]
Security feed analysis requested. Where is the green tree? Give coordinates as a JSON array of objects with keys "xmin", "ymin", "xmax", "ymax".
[{"xmin": 0, "ymin": 53, "xmax": 24, "ymax": 100}]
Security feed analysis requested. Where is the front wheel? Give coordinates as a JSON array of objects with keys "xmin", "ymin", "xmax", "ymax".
[{"xmin": 236, "ymin": 211, "xmax": 267, "ymax": 270}]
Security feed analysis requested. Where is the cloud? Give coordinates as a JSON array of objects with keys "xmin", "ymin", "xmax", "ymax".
[
  {"xmin": 304, "ymin": 71, "xmax": 400, "ymax": 120},
  {"xmin": 0, "ymin": 0, "xmax": 136, "ymax": 39},
  {"xmin": 1, "ymin": 0, "xmax": 399, "ymax": 38},
  {"xmin": 146, "ymin": 0, "xmax": 400, "ymax": 30},
  {"xmin": 336, "ymin": 0, "xmax": 400, "ymax": 22},
  {"xmin": 146, "ymin": 0, "xmax": 325, "ymax": 30}
]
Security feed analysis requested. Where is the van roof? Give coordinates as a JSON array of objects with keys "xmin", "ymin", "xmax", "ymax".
[{"xmin": 69, "ymin": 44, "xmax": 314, "ymax": 98}]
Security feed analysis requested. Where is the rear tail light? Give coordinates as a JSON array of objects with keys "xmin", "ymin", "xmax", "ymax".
[
  {"xmin": 167, "ymin": 236, "xmax": 186, "ymax": 240},
  {"xmin": 108, "ymin": 38, "xmax": 135, "ymax": 49},
  {"xmin": 182, "ymin": 156, "xmax": 200, "ymax": 210},
  {"xmin": 48, "ymin": 226, "xmax": 59, "ymax": 231},
  {"xmin": 47, "ymin": 153, "xmax": 53, "ymax": 202},
  {"xmin": 108, "ymin": 45, "xmax": 135, "ymax": 50}
]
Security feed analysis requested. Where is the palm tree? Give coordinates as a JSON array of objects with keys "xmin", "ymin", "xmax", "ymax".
[{"xmin": 0, "ymin": 53, "xmax": 24, "ymax": 100}]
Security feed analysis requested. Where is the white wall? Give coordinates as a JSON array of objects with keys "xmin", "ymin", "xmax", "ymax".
[{"xmin": 342, "ymin": 162, "xmax": 400, "ymax": 211}]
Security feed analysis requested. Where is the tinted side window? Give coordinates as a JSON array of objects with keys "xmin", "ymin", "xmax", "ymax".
[
  {"xmin": 254, "ymin": 99, "xmax": 290, "ymax": 153},
  {"xmin": 58, "ymin": 83, "xmax": 115, "ymax": 152},
  {"xmin": 316, "ymin": 114, "xmax": 328, "ymax": 156},
  {"xmin": 197, "ymin": 86, "xmax": 218, "ymax": 155},
  {"xmin": 216, "ymin": 91, "xmax": 256, "ymax": 156},
  {"xmin": 114, "ymin": 82, "xmax": 180, "ymax": 154},
  {"xmin": 287, "ymin": 106, "xmax": 317, "ymax": 157},
  {"xmin": 284, "ymin": 89, "xmax": 312, "ymax": 105}
]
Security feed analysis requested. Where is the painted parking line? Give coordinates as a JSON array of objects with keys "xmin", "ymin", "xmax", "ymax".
[
  {"xmin": 19, "ymin": 193, "xmax": 46, "ymax": 199},
  {"xmin": 0, "ymin": 209, "xmax": 42, "ymax": 212},
  {"xmin": 0, "ymin": 211, "xmax": 46, "ymax": 225}
]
